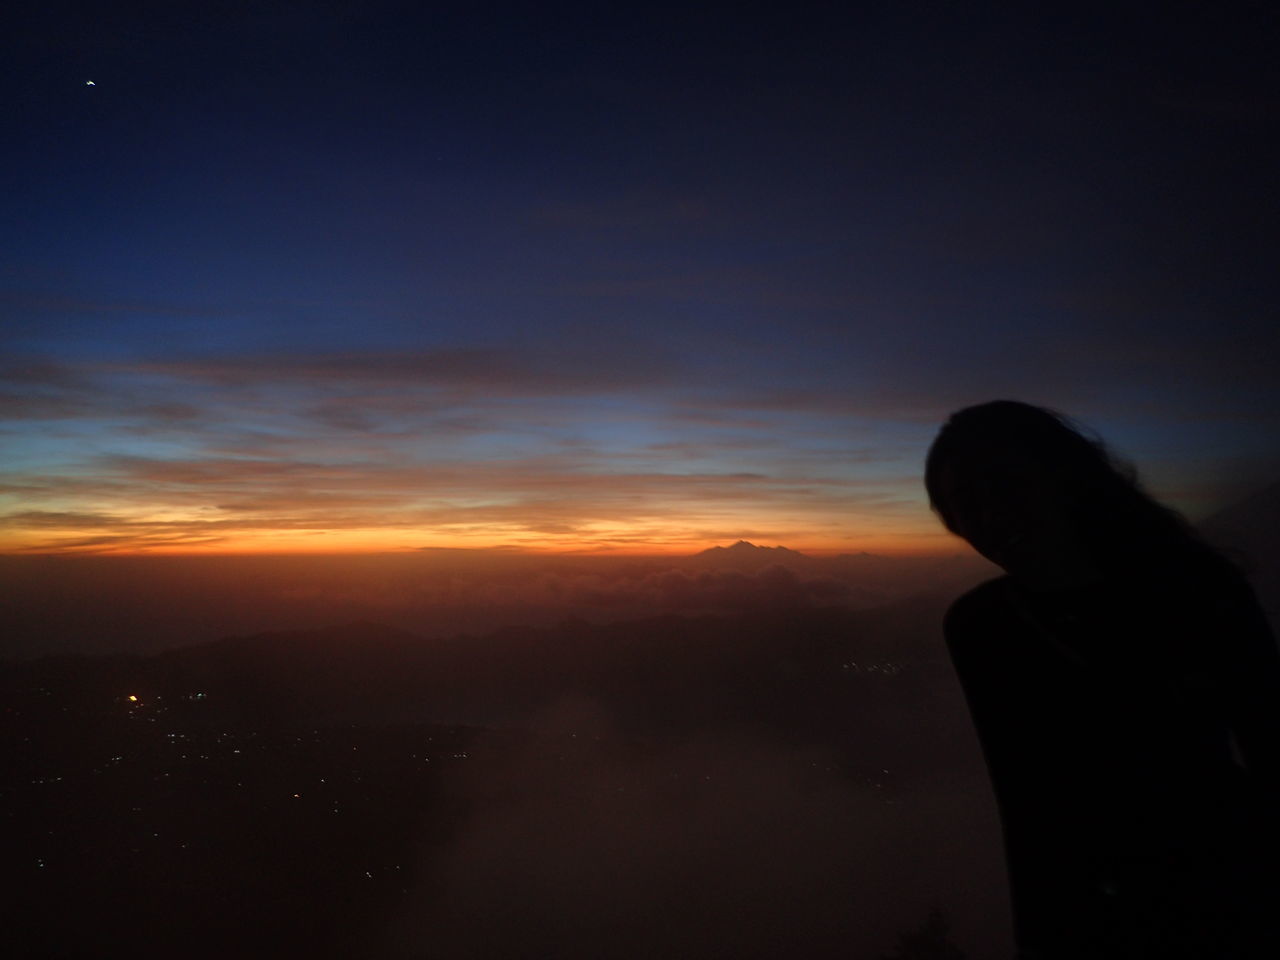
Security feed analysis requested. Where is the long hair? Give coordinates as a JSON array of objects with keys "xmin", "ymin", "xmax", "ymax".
[{"xmin": 925, "ymin": 400, "xmax": 1230, "ymax": 576}]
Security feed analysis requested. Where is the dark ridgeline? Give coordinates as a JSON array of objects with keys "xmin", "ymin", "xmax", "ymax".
[
  {"xmin": 928, "ymin": 401, "xmax": 1280, "ymax": 959},
  {"xmin": 0, "ymin": 546, "xmax": 998, "ymax": 661},
  {"xmin": 2, "ymin": 602, "xmax": 983, "ymax": 959}
]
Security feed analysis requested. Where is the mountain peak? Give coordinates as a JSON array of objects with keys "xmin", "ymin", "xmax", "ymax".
[{"xmin": 695, "ymin": 541, "xmax": 808, "ymax": 560}]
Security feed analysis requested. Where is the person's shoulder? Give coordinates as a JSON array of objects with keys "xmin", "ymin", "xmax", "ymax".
[{"xmin": 943, "ymin": 575, "xmax": 1015, "ymax": 638}]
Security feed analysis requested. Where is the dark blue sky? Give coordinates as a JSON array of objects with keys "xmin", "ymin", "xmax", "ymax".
[{"xmin": 3, "ymin": 1, "xmax": 1278, "ymax": 553}]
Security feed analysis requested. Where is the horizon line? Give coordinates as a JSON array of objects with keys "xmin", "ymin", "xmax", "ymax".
[{"xmin": 0, "ymin": 541, "xmax": 970, "ymax": 560}]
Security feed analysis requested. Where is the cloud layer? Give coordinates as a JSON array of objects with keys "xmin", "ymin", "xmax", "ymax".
[
  {"xmin": 3, "ymin": 331, "xmax": 1276, "ymax": 554},
  {"xmin": 0, "ymin": 346, "xmax": 945, "ymax": 553}
]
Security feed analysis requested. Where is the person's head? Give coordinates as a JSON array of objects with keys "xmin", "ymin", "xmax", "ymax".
[{"xmin": 925, "ymin": 400, "xmax": 1214, "ymax": 581}]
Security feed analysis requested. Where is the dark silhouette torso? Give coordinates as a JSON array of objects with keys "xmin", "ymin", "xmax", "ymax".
[{"xmin": 945, "ymin": 557, "xmax": 1280, "ymax": 958}]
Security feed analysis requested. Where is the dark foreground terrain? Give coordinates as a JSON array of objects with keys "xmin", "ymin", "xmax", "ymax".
[{"xmin": 3, "ymin": 605, "xmax": 997, "ymax": 958}]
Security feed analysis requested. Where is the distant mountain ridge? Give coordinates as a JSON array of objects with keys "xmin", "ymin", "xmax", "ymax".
[
  {"xmin": 1198, "ymin": 479, "xmax": 1280, "ymax": 619},
  {"xmin": 1199, "ymin": 480, "xmax": 1280, "ymax": 552},
  {"xmin": 689, "ymin": 540, "xmax": 995, "ymax": 587},
  {"xmin": 0, "ymin": 603, "xmax": 954, "ymax": 734},
  {"xmin": 694, "ymin": 540, "xmax": 809, "ymax": 562}
]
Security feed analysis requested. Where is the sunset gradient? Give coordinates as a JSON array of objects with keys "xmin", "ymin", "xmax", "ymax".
[
  {"xmin": 3, "ymin": 4, "xmax": 1278, "ymax": 556},
  {"xmin": 1, "ymin": 347, "xmax": 955, "ymax": 554}
]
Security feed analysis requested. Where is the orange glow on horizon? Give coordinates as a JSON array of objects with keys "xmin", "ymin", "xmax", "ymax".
[
  {"xmin": 0, "ymin": 494, "xmax": 957, "ymax": 557},
  {"xmin": 0, "ymin": 527, "xmax": 962, "ymax": 558}
]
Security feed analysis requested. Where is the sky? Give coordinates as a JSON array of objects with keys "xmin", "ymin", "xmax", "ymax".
[{"xmin": 3, "ymin": 1, "xmax": 1278, "ymax": 556}]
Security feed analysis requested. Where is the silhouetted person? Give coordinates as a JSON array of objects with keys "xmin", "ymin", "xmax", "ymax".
[{"xmin": 926, "ymin": 401, "xmax": 1280, "ymax": 959}]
